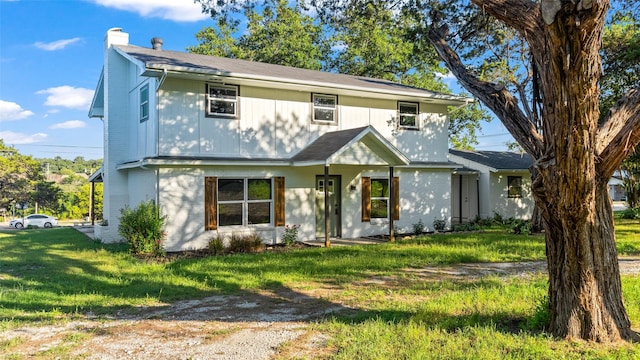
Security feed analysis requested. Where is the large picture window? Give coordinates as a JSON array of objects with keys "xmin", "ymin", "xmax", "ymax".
[
  {"xmin": 206, "ymin": 177, "xmax": 285, "ymax": 231},
  {"xmin": 218, "ymin": 178, "xmax": 272, "ymax": 226},
  {"xmin": 312, "ymin": 93, "xmax": 338, "ymax": 124},
  {"xmin": 507, "ymin": 176, "xmax": 523, "ymax": 198},
  {"xmin": 398, "ymin": 101, "xmax": 418, "ymax": 129},
  {"xmin": 206, "ymin": 84, "xmax": 239, "ymax": 118}
]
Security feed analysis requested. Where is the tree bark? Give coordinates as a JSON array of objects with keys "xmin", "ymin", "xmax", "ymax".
[{"xmin": 430, "ymin": 0, "xmax": 640, "ymax": 342}]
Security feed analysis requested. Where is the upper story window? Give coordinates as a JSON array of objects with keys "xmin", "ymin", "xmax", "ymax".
[
  {"xmin": 508, "ymin": 176, "xmax": 523, "ymax": 198},
  {"xmin": 206, "ymin": 83, "xmax": 239, "ymax": 118},
  {"xmin": 140, "ymin": 84, "xmax": 149, "ymax": 122},
  {"xmin": 398, "ymin": 101, "xmax": 419, "ymax": 129},
  {"xmin": 312, "ymin": 93, "xmax": 338, "ymax": 124}
]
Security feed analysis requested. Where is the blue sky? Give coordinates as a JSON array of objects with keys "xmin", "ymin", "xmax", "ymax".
[{"xmin": 0, "ymin": 0, "xmax": 511, "ymax": 160}]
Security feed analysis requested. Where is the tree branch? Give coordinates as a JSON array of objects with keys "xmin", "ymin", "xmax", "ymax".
[
  {"xmin": 597, "ymin": 87, "xmax": 640, "ymax": 177},
  {"xmin": 427, "ymin": 23, "xmax": 544, "ymax": 157},
  {"xmin": 471, "ymin": 0, "xmax": 541, "ymax": 34}
]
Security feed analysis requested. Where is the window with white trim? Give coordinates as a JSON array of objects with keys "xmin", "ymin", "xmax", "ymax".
[
  {"xmin": 140, "ymin": 84, "xmax": 149, "ymax": 122},
  {"xmin": 206, "ymin": 84, "xmax": 239, "ymax": 118},
  {"xmin": 398, "ymin": 101, "xmax": 418, "ymax": 129},
  {"xmin": 370, "ymin": 179, "xmax": 389, "ymax": 218},
  {"xmin": 218, "ymin": 178, "xmax": 272, "ymax": 226},
  {"xmin": 312, "ymin": 93, "xmax": 338, "ymax": 124}
]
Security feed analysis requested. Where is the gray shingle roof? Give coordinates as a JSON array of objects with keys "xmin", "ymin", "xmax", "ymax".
[
  {"xmin": 291, "ymin": 127, "xmax": 370, "ymax": 163},
  {"xmin": 449, "ymin": 149, "xmax": 533, "ymax": 170},
  {"xmin": 116, "ymin": 45, "xmax": 467, "ymax": 103}
]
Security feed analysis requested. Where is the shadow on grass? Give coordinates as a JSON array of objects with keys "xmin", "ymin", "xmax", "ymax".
[{"xmin": 0, "ymin": 227, "xmax": 551, "ymax": 339}]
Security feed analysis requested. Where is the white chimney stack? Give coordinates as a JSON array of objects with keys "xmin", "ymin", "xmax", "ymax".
[{"xmin": 105, "ymin": 28, "xmax": 129, "ymax": 49}]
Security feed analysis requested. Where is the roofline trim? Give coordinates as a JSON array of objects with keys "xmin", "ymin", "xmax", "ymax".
[{"xmin": 140, "ymin": 65, "xmax": 471, "ymax": 105}]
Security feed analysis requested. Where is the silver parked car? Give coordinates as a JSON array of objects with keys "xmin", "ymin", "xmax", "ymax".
[{"xmin": 10, "ymin": 214, "xmax": 58, "ymax": 229}]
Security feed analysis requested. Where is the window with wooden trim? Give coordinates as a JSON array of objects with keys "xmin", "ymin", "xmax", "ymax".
[
  {"xmin": 398, "ymin": 101, "xmax": 418, "ymax": 129},
  {"xmin": 362, "ymin": 176, "xmax": 399, "ymax": 222},
  {"xmin": 206, "ymin": 83, "xmax": 239, "ymax": 118},
  {"xmin": 205, "ymin": 177, "xmax": 284, "ymax": 230},
  {"xmin": 140, "ymin": 84, "xmax": 149, "ymax": 122},
  {"xmin": 312, "ymin": 93, "xmax": 338, "ymax": 124},
  {"xmin": 507, "ymin": 176, "xmax": 523, "ymax": 198}
]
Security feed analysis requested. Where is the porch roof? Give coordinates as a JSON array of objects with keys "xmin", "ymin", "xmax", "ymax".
[{"xmin": 291, "ymin": 126, "xmax": 410, "ymax": 167}]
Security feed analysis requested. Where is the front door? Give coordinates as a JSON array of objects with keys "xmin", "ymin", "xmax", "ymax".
[{"xmin": 315, "ymin": 175, "xmax": 341, "ymax": 239}]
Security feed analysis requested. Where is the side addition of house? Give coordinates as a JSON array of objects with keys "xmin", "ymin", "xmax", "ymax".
[
  {"xmin": 449, "ymin": 149, "xmax": 535, "ymax": 223},
  {"xmin": 89, "ymin": 28, "xmax": 470, "ymax": 251}
]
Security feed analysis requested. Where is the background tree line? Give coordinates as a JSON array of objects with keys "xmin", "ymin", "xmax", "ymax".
[{"xmin": 0, "ymin": 139, "xmax": 102, "ymax": 220}]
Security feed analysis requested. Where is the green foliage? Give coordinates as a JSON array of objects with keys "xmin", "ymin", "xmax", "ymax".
[
  {"xmin": 412, "ymin": 219, "xmax": 425, "ymax": 234},
  {"xmin": 621, "ymin": 207, "xmax": 640, "ymax": 220},
  {"xmin": 0, "ymin": 139, "xmax": 45, "ymax": 209},
  {"xmin": 432, "ymin": 219, "xmax": 446, "ymax": 233},
  {"xmin": 451, "ymin": 222, "xmax": 482, "ymax": 232},
  {"xmin": 227, "ymin": 232, "xmax": 265, "ymax": 253},
  {"xmin": 208, "ymin": 235, "xmax": 226, "ymax": 255},
  {"xmin": 189, "ymin": 0, "xmax": 329, "ymax": 70},
  {"xmin": 281, "ymin": 224, "xmax": 299, "ymax": 246},
  {"xmin": 118, "ymin": 200, "xmax": 166, "ymax": 256},
  {"xmin": 526, "ymin": 295, "xmax": 551, "ymax": 331},
  {"xmin": 508, "ymin": 219, "xmax": 532, "ymax": 235}
]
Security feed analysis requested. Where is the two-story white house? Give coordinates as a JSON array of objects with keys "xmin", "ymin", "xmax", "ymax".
[{"xmin": 89, "ymin": 28, "xmax": 470, "ymax": 251}]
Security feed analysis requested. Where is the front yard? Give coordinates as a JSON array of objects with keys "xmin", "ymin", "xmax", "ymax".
[{"xmin": 1, "ymin": 219, "xmax": 639, "ymax": 359}]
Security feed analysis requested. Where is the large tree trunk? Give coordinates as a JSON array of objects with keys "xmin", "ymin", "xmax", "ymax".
[
  {"xmin": 532, "ymin": 174, "xmax": 633, "ymax": 341},
  {"xmin": 429, "ymin": 0, "xmax": 640, "ymax": 342}
]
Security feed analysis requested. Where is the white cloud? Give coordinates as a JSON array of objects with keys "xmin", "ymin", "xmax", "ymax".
[
  {"xmin": 34, "ymin": 37, "xmax": 82, "ymax": 51},
  {"xmin": 91, "ymin": 0, "xmax": 209, "ymax": 22},
  {"xmin": 49, "ymin": 120, "xmax": 86, "ymax": 129},
  {"xmin": 0, "ymin": 100, "xmax": 34, "ymax": 122},
  {"xmin": 36, "ymin": 86, "xmax": 94, "ymax": 110},
  {"xmin": 0, "ymin": 130, "xmax": 47, "ymax": 145}
]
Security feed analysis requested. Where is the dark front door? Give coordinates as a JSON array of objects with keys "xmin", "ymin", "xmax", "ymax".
[{"xmin": 315, "ymin": 175, "xmax": 341, "ymax": 238}]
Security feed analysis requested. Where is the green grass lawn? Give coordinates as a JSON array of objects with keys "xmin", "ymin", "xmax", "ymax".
[{"xmin": 1, "ymin": 219, "xmax": 639, "ymax": 359}]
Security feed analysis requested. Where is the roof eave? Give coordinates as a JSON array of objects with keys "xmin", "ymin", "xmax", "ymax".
[{"xmin": 144, "ymin": 64, "xmax": 470, "ymax": 105}]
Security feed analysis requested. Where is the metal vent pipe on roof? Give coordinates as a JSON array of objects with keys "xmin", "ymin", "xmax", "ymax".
[{"xmin": 151, "ymin": 37, "xmax": 163, "ymax": 50}]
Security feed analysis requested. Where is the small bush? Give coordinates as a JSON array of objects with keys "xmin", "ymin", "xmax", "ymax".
[
  {"xmin": 509, "ymin": 219, "xmax": 532, "ymax": 235},
  {"xmin": 118, "ymin": 200, "xmax": 166, "ymax": 256},
  {"xmin": 281, "ymin": 224, "xmax": 299, "ymax": 246},
  {"xmin": 525, "ymin": 295, "xmax": 551, "ymax": 331},
  {"xmin": 621, "ymin": 207, "xmax": 640, "ymax": 220},
  {"xmin": 227, "ymin": 232, "xmax": 265, "ymax": 253},
  {"xmin": 412, "ymin": 219, "xmax": 425, "ymax": 235},
  {"xmin": 208, "ymin": 235, "xmax": 226, "ymax": 255},
  {"xmin": 432, "ymin": 219, "xmax": 447, "ymax": 232},
  {"xmin": 492, "ymin": 212, "xmax": 505, "ymax": 224},
  {"xmin": 452, "ymin": 222, "xmax": 481, "ymax": 232}
]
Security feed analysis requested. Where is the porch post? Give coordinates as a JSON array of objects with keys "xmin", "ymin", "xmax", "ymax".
[
  {"xmin": 90, "ymin": 181, "xmax": 95, "ymax": 225},
  {"xmin": 389, "ymin": 166, "xmax": 395, "ymax": 242},
  {"xmin": 459, "ymin": 174, "xmax": 463, "ymax": 224},
  {"xmin": 324, "ymin": 165, "xmax": 331, "ymax": 247}
]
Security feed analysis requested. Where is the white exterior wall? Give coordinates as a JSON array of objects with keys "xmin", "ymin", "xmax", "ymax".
[
  {"xmin": 157, "ymin": 78, "xmax": 447, "ymax": 161},
  {"xmin": 98, "ymin": 30, "xmax": 133, "ymax": 243},
  {"xmin": 488, "ymin": 171, "xmax": 534, "ymax": 220}
]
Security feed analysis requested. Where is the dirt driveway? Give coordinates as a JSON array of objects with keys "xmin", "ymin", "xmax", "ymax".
[{"xmin": 3, "ymin": 259, "xmax": 640, "ymax": 359}]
